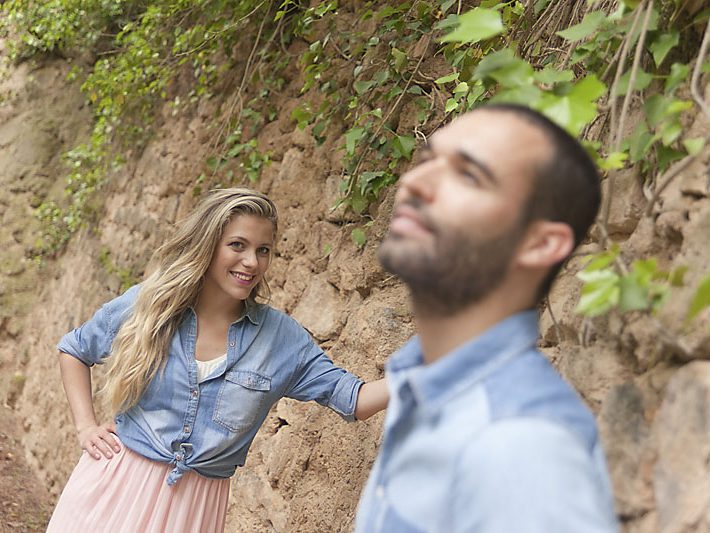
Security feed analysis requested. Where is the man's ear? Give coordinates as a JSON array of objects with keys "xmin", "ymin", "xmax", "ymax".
[{"xmin": 516, "ymin": 221, "xmax": 574, "ymax": 269}]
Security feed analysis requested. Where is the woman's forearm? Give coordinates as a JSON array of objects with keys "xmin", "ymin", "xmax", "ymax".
[
  {"xmin": 58, "ymin": 352, "xmax": 121, "ymax": 459},
  {"xmin": 354, "ymin": 378, "xmax": 389, "ymax": 421},
  {"xmin": 58, "ymin": 351, "xmax": 98, "ymax": 432}
]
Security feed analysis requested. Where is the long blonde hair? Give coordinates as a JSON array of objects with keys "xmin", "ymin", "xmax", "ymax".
[{"xmin": 103, "ymin": 188, "xmax": 278, "ymax": 414}]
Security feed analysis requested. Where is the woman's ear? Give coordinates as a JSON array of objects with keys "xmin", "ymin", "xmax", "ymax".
[{"xmin": 516, "ymin": 221, "xmax": 574, "ymax": 269}]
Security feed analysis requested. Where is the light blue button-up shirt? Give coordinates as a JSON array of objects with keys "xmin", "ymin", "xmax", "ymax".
[
  {"xmin": 57, "ymin": 285, "xmax": 363, "ymax": 485},
  {"xmin": 355, "ymin": 311, "xmax": 618, "ymax": 532}
]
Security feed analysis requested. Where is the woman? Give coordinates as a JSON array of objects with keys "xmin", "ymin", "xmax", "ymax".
[{"xmin": 48, "ymin": 188, "xmax": 388, "ymax": 532}]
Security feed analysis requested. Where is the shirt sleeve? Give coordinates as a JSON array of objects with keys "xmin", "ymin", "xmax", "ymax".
[
  {"xmin": 283, "ymin": 317, "xmax": 364, "ymax": 422},
  {"xmin": 451, "ymin": 418, "xmax": 619, "ymax": 533},
  {"xmin": 56, "ymin": 284, "xmax": 141, "ymax": 367}
]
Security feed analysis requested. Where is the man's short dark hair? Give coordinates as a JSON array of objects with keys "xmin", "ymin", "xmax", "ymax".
[{"xmin": 481, "ymin": 103, "xmax": 602, "ymax": 301}]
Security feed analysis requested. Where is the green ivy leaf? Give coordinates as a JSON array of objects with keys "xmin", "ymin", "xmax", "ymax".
[
  {"xmin": 683, "ymin": 137, "xmax": 706, "ymax": 156},
  {"xmin": 533, "ymin": 67, "xmax": 574, "ymax": 85},
  {"xmin": 660, "ymin": 120, "xmax": 682, "ymax": 145},
  {"xmin": 435, "ymin": 72, "xmax": 459, "ymax": 84},
  {"xmin": 351, "ymin": 228, "xmax": 367, "ymax": 248},
  {"xmin": 445, "ymin": 97, "xmax": 459, "ymax": 113},
  {"xmin": 392, "ymin": 135, "xmax": 416, "ymax": 160},
  {"xmin": 649, "ymin": 30, "xmax": 679, "ymax": 67},
  {"xmin": 665, "ymin": 63, "xmax": 690, "ymax": 93},
  {"xmin": 538, "ymin": 75, "xmax": 606, "ymax": 135},
  {"xmin": 613, "ymin": 69, "xmax": 653, "ymax": 96},
  {"xmin": 657, "ymin": 145, "xmax": 685, "ymax": 171},
  {"xmin": 344, "ymin": 127, "xmax": 366, "ymax": 155},
  {"xmin": 576, "ymin": 269, "xmax": 621, "ymax": 317},
  {"xmin": 581, "ymin": 245, "xmax": 620, "ymax": 271},
  {"xmin": 354, "ymin": 80, "xmax": 377, "ymax": 95},
  {"xmin": 291, "ymin": 105, "xmax": 312, "ymax": 129},
  {"xmin": 669, "ymin": 265, "xmax": 688, "ymax": 287},
  {"xmin": 619, "ymin": 275, "xmax": 649, "ymax": 312},
  {"xmin": 598, "ymin": 151, "xmax": 628, "ymax": 171},
  {"xmin": 490, "ymin": 58, "xmax": 534, "ymax": 87},
  {"xmin": 474, "ymin": 49, "xmax": 519, "ymax": 81},
  {"xmin": 556, "ymin": 11, "xmax": 606, "ymax": 42},
  {"xmin": 688, "ymin": 275, "xmax": 710, "ymax": 321},
  {"xmin": 391, "ymin": 47, "xmax": 407, "ymax": 72},
  {"xmin": 440, "ymin": 8, "xmax": 505, "ymax": 44},
  {"xmin": 627, "ymin": 124, "xmax": 655, "ymax": 163}
]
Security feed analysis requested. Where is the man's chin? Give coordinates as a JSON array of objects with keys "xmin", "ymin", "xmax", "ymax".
[{"xmin": 377, "ymin": 239, "xmax": 430, "ymax": 282}]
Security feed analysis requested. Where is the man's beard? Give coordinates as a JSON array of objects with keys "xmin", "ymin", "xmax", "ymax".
[{"xmin": 378, "ymin": 204, "xmax": 524, "ymax": 316}]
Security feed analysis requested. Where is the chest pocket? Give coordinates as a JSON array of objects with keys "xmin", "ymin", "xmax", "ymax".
[{"xmin": 213, "ymin": 369, "xmax": 272, "ymax": 433}]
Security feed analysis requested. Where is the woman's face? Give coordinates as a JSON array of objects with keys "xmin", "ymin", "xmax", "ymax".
[{"xmin": 203, "ymin": 214, "xmax": 274, "ymax": 305}]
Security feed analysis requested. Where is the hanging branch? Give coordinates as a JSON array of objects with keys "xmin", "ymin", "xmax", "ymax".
[{"xmin": 644, "ymin": 15, "xmax": 710, "ymax": 217}]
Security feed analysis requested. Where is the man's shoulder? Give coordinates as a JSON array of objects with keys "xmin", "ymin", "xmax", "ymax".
[{"xmin": 482, "ymin": 348, "xmax": 599, "ymax": 452}]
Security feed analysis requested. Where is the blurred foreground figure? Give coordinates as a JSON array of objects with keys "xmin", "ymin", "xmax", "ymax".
[{"xmin": 355, "ymin": 104, "xmax": 618, "ymax": 533}]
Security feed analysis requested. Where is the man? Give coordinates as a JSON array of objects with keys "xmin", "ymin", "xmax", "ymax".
[{"xmin": 355, "ymin": 104, "xmax": 618, "ymax": 532}]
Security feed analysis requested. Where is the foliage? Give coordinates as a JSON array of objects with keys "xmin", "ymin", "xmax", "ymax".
[
  {"xmin": 99, "ymin": 247, "xmax": 140, "ymax": 292},
  {"xmin": 575, "ymin": 245, "xmax": 686, "ymax": 318}
]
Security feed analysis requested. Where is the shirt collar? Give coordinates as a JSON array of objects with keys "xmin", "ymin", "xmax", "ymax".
[
  {"xmin": 387, "ymin": 310, "xmax": 539, "ymax": 413},
  {"xmin": 185, "ymin": 299, "xmax": 262, "ymax": 325},
  {"xmin": 242, "ymin": 299, "xmax": 261, "ymax": 325}
]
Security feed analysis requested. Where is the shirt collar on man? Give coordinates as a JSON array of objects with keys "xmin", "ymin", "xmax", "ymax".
[{"xmin": 387, "ymin": 310, "xmax": 540, "ymax": 414}]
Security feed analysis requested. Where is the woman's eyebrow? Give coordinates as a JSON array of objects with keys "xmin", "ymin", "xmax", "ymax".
[{"xmin": 225, "ymin": 235, "xmax": 272, "ymax": 246}]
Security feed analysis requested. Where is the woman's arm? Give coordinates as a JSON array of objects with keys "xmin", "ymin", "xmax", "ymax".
[
  {"xmin": 58, "ymin": 351, "xmax": 121, "ymax": 459},
  {"xmin": 354, "ymin": 378, "xmax": 389, "ymax": 421}
]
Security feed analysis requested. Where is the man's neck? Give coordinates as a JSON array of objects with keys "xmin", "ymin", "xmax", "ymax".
[{"xmin": 412, "ymin": 287, "xmax": 532, "ymax": 365}]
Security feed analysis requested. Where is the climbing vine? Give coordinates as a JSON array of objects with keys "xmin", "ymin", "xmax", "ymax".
[{"xmin": 2, "ymin": 0, "xmax": 710, "ymax": 325}]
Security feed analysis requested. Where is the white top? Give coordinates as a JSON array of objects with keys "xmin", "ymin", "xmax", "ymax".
[{"xmin": 195, "ymin": 353, "xmax": 227, "ymax": 382}]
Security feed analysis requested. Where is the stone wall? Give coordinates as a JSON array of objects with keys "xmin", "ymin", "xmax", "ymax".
[{"xmin": 2, "ymin": 35, "xmax": 710, "ymax": 533}]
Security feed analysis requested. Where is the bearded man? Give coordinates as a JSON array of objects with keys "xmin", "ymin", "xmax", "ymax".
[{"xmin": 355, "ymin": 104, "xmax": 618, "ymax": 532}]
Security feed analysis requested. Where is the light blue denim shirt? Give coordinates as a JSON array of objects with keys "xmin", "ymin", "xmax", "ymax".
[
  {"xmin": 355, "ymin": 311, "xmax": 618, "ymax": 533},
  {"xmin": 57, "ymin": 285, "xmax": 363, "ymax": 485}
]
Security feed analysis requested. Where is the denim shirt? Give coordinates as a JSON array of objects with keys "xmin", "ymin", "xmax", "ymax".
[
  {"xmin": 57, "ymin": 285, "xmax": 363, "ymax": 485},
  {"xmin": 355, "ymin": 311, "xmax": 618, "ymax": 533}
]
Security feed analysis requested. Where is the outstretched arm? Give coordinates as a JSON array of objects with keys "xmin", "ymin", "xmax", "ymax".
[
  {"xmin": 58, "ymin": 352, "xmax": 121, "ymax": 460},
  {"xmin": 354, "ymin": 378, "xmax": 389, "ymax": 421}
]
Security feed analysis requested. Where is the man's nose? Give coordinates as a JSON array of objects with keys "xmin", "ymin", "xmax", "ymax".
[{"xmin": 398, "ymin": 158, "xmax": 439, "ymax": 202}]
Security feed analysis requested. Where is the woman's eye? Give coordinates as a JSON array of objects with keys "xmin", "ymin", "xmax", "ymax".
[
  {"xmin": 258, "ymin": 247, "xmax": 271, "ymax": 255},
  {"xmin": 229, "ymin": 241, "xmax": 244, "ymax": 250}
]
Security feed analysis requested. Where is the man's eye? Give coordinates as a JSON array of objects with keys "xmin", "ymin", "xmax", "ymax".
[{"xmin": 461, "ymin": 168, "xmax": 480, "ymax": 182}]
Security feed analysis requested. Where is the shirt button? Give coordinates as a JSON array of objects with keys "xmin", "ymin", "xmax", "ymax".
[
  {"xmin": 183, "ymin": 425, "xmax": 191, "ymax": 433},
  {"xmin": 175, "ymin": 453, "xmax": 184, "ymax": 461},
  {"xmin": 375, "ymin": 486, "xmax": 385, "ymax": 498},
  {"xmin": 191, "ymin": 390, "xmax": 199, "ymax": 399},
  {"xmin": 229, "ymin": 341, "xmax": 235, "ymax": 347}
]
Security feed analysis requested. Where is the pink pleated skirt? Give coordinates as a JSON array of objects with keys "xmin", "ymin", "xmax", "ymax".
[{"xmin": 47, "ymin": 441, "xmax": 230, "ymax": 533}]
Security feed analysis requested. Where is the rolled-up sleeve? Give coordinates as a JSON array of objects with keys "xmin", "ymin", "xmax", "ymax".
[
  {"xmin": 284, "ymin": 320, "xmax": 364, "ymax": 422},
  {"xmin": 56, "ymin": 285, "xmax": 140, "ymax": 367}
]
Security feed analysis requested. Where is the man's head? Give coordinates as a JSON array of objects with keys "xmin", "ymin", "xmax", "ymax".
[{"xmin": 378, "ymin": 104, "xmax": 600, "ymax": 315}]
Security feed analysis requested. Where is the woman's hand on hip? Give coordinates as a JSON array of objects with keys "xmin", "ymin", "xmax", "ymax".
[{"xmin": 77, "ymin": 421, "xmax": 121, "ymax": 460}]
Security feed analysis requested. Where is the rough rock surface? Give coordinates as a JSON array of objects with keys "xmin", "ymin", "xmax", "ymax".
[{"xmin": 2, "ymin": 30, "xmax": 710, "ymax": 533}]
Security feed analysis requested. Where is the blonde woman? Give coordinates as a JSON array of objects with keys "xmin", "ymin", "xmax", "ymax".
[{"xmin": 48, "ymin": 188, "xmax": 388, "ymax": 532}]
